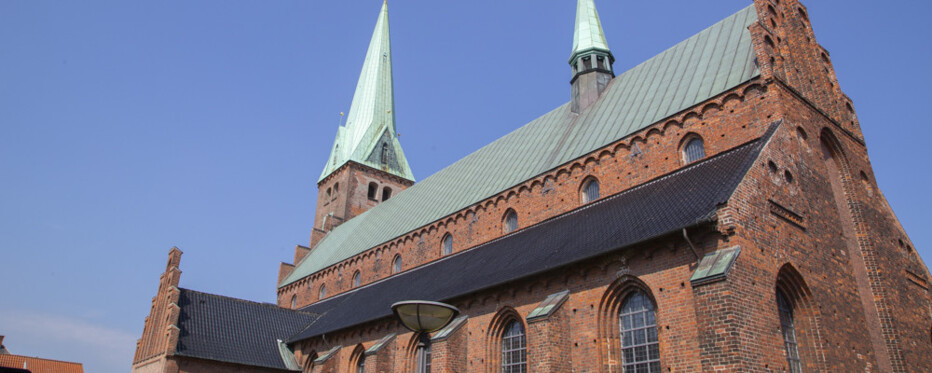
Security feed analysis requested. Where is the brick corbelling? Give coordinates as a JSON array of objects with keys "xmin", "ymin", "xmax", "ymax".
[{"xmin": 280, "ymin": 80, "xmax": 774, "ymax": 308}]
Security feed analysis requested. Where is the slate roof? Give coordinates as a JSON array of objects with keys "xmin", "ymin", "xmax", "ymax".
[
  {"xmin": 288, "ymin": 127, "xmax": 775, "ymax": 343},
  {"xmin": 282, "ymin": 4, "xmax": 761, "ymax": 287},
  {"xmin": 174, "ymin": 288, "xmax": 317, "ymax": 371}
]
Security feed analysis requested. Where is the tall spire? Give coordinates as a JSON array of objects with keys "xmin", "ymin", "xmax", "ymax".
[
  {"xmin": 569, "ymin": 0, "xmax": 615, "ymax": 113},
  {"xmin": 319, "ymin": 0, "xmax": 414, "ymax": 182}
]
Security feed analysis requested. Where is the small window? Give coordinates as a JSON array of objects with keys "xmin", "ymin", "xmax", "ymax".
[
  {"xmin": 326, "ymin": 187, "xmax": 332, "ymax": 199},
  {"xmin": 319, "ymin": 284, "xmax": 327, "ymax": 299},
  {"xmin": 501, "ymin": 321, "xmax": 527, "ymax": 372},
  {"xmin": 380, "ymin": 143, "xmax": 389, "ymax": 165},
  {"xmin": 368, "ymin": 182, "xmax": 378, "ymax": 200},
  {"xmin": 382, "ymin": 187, "xmax": 392, "ymax": 201},
  {"xmin": 353, "ymin": 271, "xmax": 361, "ymax": 288},
  {"xmin": 503, "ymin": 209, "xmax": 518, "ymax": 234},
  {"xmin": 682, "ymin": 136, "xmax": 705, "ymax": 164},
  {"xmin": 392, "ymin": 255, "xmax": 402, "ymax": 274},
  {"xmin": 291, "ymin": 295, "xmax": 297, "ymax": 309},
  {"xmin": 581, "ymin": 178, "xmax": 600, "ymax": 204},
  {"xmin": 333, "ymin": 183, "xmax": 340, "ymax": 197},
  {"xmin": 777, "ymin": 290, "xmax": 803, "ymax": 373},
  {"xmin": 442, "ymin": 234, "xmax": 453, "ymax": 255}
]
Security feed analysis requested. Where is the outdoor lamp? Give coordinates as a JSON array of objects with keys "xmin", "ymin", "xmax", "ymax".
[{"xmin": 391, "ymin": 300, "xmax": 460, "ymax": 333}]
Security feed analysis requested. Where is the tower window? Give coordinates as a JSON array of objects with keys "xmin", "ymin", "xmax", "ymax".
[
  {"xmin": 619, "ymin": 291, "xmax": 660, "ymax": 373},
  {"xmin": 368, "ymin": 182, "xmax": 378, "ymax": 200},
  {"xmin": 380, "ymin": 142, "xmax": 389, "ymax": 165},
  {"xmin": 333, "ymin": 183, "xmax": 340, "ymax": 198},
  {"xmin": 777, "ymin": 290, "xmax": 803, "ymax": 373},
  {"xmin": 392, "ymin": 255, "xmax": 402, "ymax": 274},
  {"xmin": 501, "ymin": 320, "xmax": 527, "ymax": 372},
  {"xmin": 682, "ymin": 136, "xmax": 705, "ymax": 164},
  {"xmin": 382, "ymin": 187, "xmax": 392, "ymax": 201},
  {"xmin": 503, "ymin": 209, "xmax": 518, "ymax": 234},
  {"xmin": 442, "ymin": 234, "xmax": 453, "ymax": 256},
  {"xmin": 581, "ymin": 177, "xmax": 600, "ymax": 204}
]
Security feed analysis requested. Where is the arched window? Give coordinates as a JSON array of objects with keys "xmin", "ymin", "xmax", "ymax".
[
  {"xmin": 501, "ymin": 320, "xmax": 527, "ymax": 372},
  {"xmin": 333, "ymin": 182, "xmax": 340, "ymax": 196},
  {"xmin": 352, "ymin": 271, "xmax": 361, "ymax": 288},
  {"xmin": 581, "ymin": 177, "xmax": 600, "ymax": 204},
  {"xmin": 318, "ymin": 284, "xmax": 326, "ymax": 299},
  {"xmin": 415, "ymin": 336, "xmax": 431, "ymax": 373},
  {"xmin": 368, "ymin": 182, "xmax": 378, "ymax": 200},
  {"xmin": 326, "ymin": 187, "xmax": 332, "ymax": 199},
  {"xmin": 382, "ymin": 187, "xmax": 392, "ymax": 201},
  {"xmin": 392, "ymin": 255, "xmax": 402, "ymax": 274},
  {"xmin": 503, "ymin": 209, "xmax": 518, "ymax": 234},
  {"xmin": 356, "ymin": 355, "xmax": 366, "ymax": 373},
  {"xmin": 682, "ymin": 136, "xmax": 705, "ymax": 164},
  {"xmin": 441, "ymin": 234, "xmax": 453, "ymax": 256},
  {"xmin": 777, "ymin": 289, "xmax": 803, "ymax": 373},
  {"xmin": 619, "ymin": 291, "xmax": 660, "ymax": 372},
  {"xmin": 291, "ymin": 295, "xmax": 297, "ymax": 309}
]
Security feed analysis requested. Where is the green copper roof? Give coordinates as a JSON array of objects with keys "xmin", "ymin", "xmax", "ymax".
[
  {"xmin": 319, "ymin": 1, "xmax": 414, "ymax": 182},
  {"xmin": 570, "ymin": 0, "xmax": 612, "ymax": 64},
  {"xmin": 282, "ymin": 5, "xmax": 760, "ymax": 288}
]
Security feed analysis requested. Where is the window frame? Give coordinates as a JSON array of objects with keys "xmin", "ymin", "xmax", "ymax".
[
  {"xmin": 502, "ymin": 209, "xmax": 518, "ymax": 234},
  {"xmin": 618, "ymin": 290, "xmax": 661, "ymax": 373},
  {"xmin": 580, "ymin": 177, "xmax": 600, "ymax": 204},
  {"xmin": 501, "ymin": 320, "xmax": 527, "ymax": 372},
  {"xmin": 441, "ymin": 233, "xmax": 453, "ymax": 256},
  {"xmin": 681, "ymin": 135, "xmax": 706, "ymax": 164},
  {"xmin": 392, "ymin": 255, "xmax": 402, "ymax": 274}
]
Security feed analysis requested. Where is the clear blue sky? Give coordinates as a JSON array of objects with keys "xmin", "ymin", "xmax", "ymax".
[{"xmin": 1, "ymin": 1, "xmax": 929, "ymax": 372}]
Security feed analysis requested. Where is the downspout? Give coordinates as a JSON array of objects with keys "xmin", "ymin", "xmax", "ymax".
[{"xmin": 682, "ymin": 228, "xmax": 701, "ymax": 263}]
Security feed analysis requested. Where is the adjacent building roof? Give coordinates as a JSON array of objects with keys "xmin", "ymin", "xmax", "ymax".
[
  {"xmin": 319, "ymin": 0, "xmax": 414, "ymax": 182},
  {"xmin": 282, "ymin": 4, "xmax": 760, "ymax": 288},
  {"xmin": 0, "ymin": 355, "xmax": 83, "ymax": 373},
  {"xmin": 289, "ymin": 128, "xmax": 775, "ymax": 343},
  {"xmin": 174, "ymin": 288, "xmax": 317, "ymax": 371}
]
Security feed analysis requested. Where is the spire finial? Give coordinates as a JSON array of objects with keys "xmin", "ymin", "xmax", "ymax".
[{"xmin": 570, "ymin": 0, "xmax": 613, "ymax": 65}]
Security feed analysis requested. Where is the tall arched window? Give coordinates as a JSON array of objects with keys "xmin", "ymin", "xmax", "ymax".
[
  {"xmin": 368, "ymin": 182, "xmax": 378, "ymax": 200},
  {"xmin": 318, "ymin": 284, "xmax": 326, "ymax": 300},
  {"xmin": 682, "ymin": 136, "xmax": 705, "ymax": 164},
  {"xmin": 503, "ymin": 209, "xmax": 518, "ymax": 234},
  {"xmin": 382, "ymin": 187, "xmax": 392, "ymax": 201},
  {"xmin": 415, "ymin": 336, "xmax": 431, "ymax": 373},
  {"xmin": 356, "ymin": 355, "xmax": 366, "ymax": 373},
  {"xmin": 291, "ymin": 295, "xmax": 297, "ymax": 309},
  {"xmin": 441, "ymin": 234, "xmax": 453, "ymax": 255},
  {"xmin": 777, "ymin": 289, "xmax": 803, "ymax": 373},
  {"xmin": 581, "ymin": 177, "xmax": 600, "ymax": 204},
  {"xmin": 619, "ymin": 291, "xmax": 660, "ymax": 372},
  {"xmin": 352, "ymin": 271, "xmax": 361, "ymax": 288},
  {"xmin": 501, "ymin": 321, "xmax": 527, "ymax": 372},
  {"xmin": 392, "ymin": 255, "xmax": 402, "ymax": 274}
]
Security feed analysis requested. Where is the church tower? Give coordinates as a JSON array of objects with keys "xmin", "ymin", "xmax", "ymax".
[
  {"xmin": 310, "ymin": 0, "xmax": 415, "ymax": 248},
  {"xmin": 569, "ymin": 0, "xmax": 614, "ymax": 113}
]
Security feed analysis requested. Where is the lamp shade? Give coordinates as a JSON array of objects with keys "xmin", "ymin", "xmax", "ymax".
[{"xmin": 391, "ymin": 300, "xmax": 460, "ymax": 333}]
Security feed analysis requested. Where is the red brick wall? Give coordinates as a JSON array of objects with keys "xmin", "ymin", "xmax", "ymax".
[
  {"xmin": 279, "ymin": 1, "xmax": 932, "ymax": 371},
  {"xmin": 133, "ymin": 248, "xmax": 183, "ymax": 371}
]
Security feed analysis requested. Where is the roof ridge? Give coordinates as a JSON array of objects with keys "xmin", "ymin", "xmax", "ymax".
[{"xmin": 179, "ymin": 288, "xmax": 318, "ymax": 316}]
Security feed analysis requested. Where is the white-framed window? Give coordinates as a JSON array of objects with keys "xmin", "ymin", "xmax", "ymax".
[{"xmin": 619, "ymin": 291, "xmax": 660, "ymax": 373}]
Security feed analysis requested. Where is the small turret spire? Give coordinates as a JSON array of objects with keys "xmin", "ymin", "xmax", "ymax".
[
  {"xmin": 569, "ymin": 0, "xmax": 615, "ymax": 113},
  {"xmin": 319, "ymin": 0, "xmax": 414, "ymax": 182}
]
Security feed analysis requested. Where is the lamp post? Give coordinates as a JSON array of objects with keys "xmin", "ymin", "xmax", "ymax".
[{"xmin": 391, "ymin": 300, "xmax": 460, "ymax": 373}]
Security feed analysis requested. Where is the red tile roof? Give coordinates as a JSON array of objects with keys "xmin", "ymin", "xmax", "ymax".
[{"xmin": 0, "ymin": 354, "xmax": 83, "ymax": 373}]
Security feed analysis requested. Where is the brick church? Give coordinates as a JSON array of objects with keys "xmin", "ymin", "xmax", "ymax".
[{"xmin": 132, "ymin": 0, "xmax": 932, "ymax": 372}]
